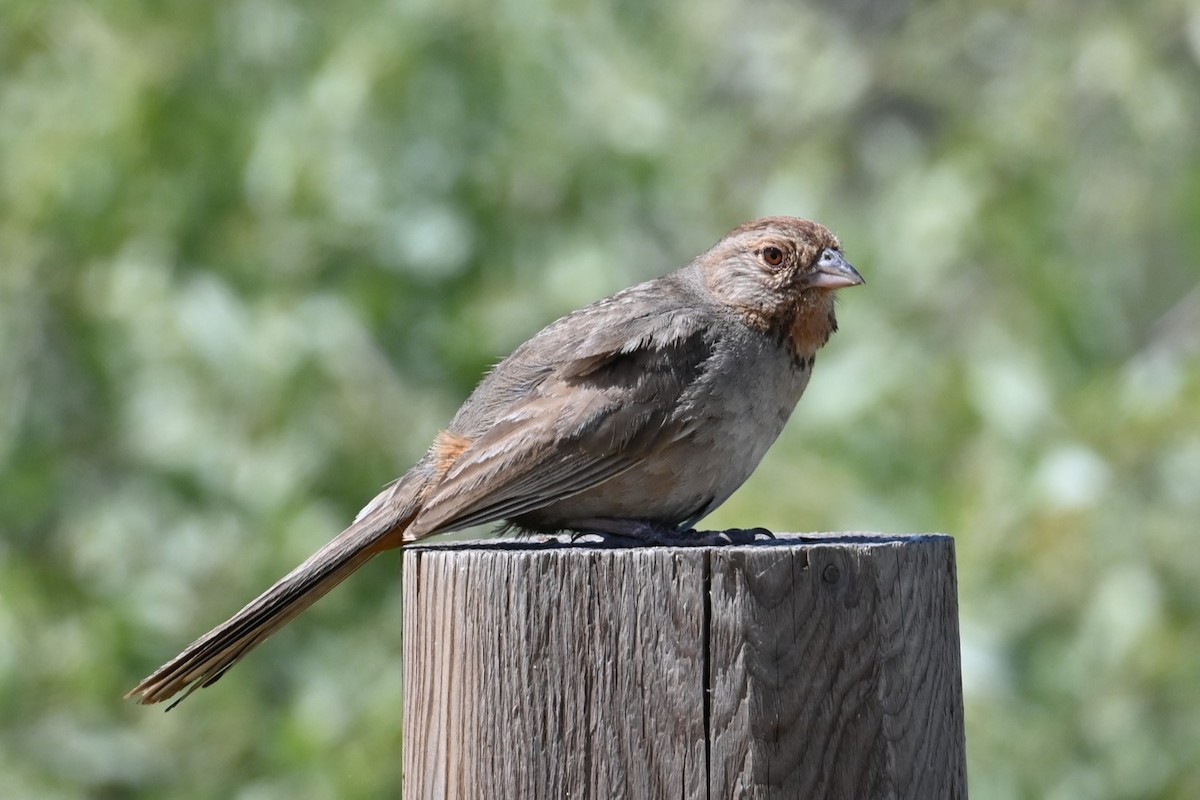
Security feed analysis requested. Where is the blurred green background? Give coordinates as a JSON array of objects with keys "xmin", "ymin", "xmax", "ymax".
[{"xmin": 3, "ymin": 0, "xmax": 1199, "ymax": 797}]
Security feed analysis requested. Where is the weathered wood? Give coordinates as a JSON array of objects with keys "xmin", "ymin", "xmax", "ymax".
[{"xmin": 402, "ymin": 533, "xmax": 966, "ymax": 799}]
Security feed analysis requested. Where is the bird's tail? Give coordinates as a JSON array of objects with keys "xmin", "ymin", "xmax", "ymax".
[{"xmin": 126, "ymin": 489, "xmax": 421, "ymax": 708}]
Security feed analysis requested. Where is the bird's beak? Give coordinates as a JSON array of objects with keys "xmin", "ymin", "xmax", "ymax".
[{"xmin": 804, "ymin": 248, "xmax": 865, "ymax": 289}]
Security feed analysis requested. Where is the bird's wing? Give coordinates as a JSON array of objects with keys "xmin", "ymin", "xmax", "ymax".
[{"xmin": 409, "ymin": 292, "xmax": 715, "ymax": 534}]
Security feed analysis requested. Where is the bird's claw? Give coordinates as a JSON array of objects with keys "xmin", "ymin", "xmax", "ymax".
[
  {"xmin": 711, "ymin": 527, "xmax": 775, "ymax": 544},
  {"xmin": 567, "ymin": 524, "xmax": 776, "ymax": 547}
]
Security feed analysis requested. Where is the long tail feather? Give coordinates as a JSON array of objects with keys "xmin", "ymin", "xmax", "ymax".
[{"xmin": 126, "ymin": 507, "xmax": 415, "ymax": 707}]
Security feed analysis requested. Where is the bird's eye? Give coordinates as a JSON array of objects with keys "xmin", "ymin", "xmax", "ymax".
[{"xmin": 761, "ymin": 246, "xmax": 785, "ymax": 267}]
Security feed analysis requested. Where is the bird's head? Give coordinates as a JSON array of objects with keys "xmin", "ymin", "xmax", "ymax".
[
  {"xmin": 699, "ymin": 216, "xmax": 864, "ymax": 318},
  {"xmin": 697, "ymin": 216, "xmax": 864, "ymax": 357}
]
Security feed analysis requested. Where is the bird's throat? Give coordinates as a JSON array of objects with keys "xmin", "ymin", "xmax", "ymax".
[{"xmin": 785, "ymin": 290, "xmax": 839, "ymax": 364}]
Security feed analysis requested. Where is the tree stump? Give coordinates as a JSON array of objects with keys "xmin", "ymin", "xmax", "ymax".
[{"xmin": 402, "ymin": 533, "xmax": 967, "ymax": 799}]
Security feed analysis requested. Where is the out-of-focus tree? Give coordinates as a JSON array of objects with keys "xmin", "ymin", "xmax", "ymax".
[{"xmin": 1, "ymin": 1, "xmax": 1198, "ymax": 797}]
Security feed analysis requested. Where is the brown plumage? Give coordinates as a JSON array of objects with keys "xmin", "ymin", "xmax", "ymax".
[{"xmin": 127, "ymin": 216, "xmax": 864, "ymax": 707}]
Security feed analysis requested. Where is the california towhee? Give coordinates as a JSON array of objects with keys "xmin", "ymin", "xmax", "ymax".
[{"xmin": 128, "ymin": 216, "xmax": 863, "ymax": 706}]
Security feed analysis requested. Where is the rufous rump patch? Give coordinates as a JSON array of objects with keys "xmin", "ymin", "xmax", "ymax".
[
  {"xmin": 403, "ymin": 430, "xmax": 475, "ymax": 544},
  {"xmin": 432, "ymin": 430, "xmax": 473, "ymax": 477}
]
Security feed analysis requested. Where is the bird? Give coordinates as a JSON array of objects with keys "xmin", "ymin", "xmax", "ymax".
[{"xmin": 127, "ymin": 216, "xmax": 864, "ymax": 707}]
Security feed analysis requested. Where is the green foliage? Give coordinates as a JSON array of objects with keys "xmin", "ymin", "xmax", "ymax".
[{"xmin": 2, "ymin": 0, "xmax": 1198, "ymax": 797}]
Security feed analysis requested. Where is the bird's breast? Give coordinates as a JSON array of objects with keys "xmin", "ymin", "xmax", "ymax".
[{"xmin": 529, "ymin": 330, "xmax": 812, "ymax": 528}]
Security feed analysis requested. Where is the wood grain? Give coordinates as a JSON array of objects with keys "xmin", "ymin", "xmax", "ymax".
[
  {"xmin": 402, "ymin": 534, "xmax": 966, "ymax": 799},
  {"xmin": 706, "ymin": 535, "xmax": 966, "ymax": 799}
]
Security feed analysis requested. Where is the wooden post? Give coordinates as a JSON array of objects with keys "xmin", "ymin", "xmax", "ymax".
[{"xmin": 402, "ymin": 533, "xmax": 967, "ymax": 799}]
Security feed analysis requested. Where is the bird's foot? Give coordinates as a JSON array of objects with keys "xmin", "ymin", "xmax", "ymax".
[
  {"xmin": 568, "ymin": 521, "xmax": 775, "ymax": 547},
  {"xmin": 569, "ymin": 521, "xmax": 690, "ymax": 546},
  {"xmin": 712, "ymin": 527, "xmax": 776, "ymax": 544}
]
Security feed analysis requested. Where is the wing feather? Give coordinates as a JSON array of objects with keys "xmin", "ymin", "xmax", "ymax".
[{"xmin": 410, "ymin": 293, "xmax": 714, "ymax": 535}]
